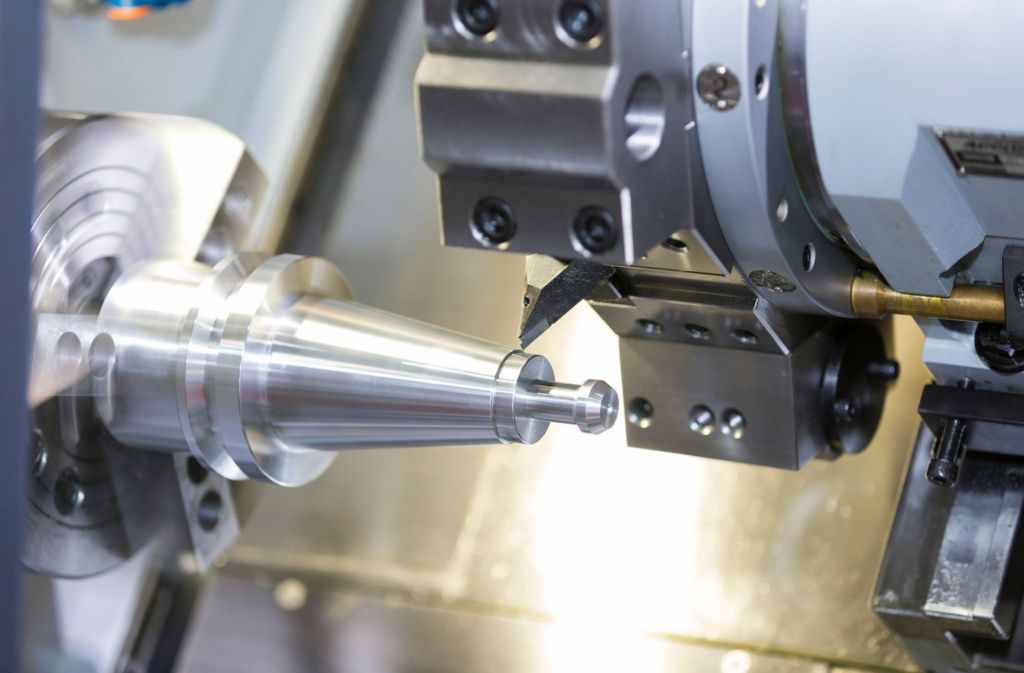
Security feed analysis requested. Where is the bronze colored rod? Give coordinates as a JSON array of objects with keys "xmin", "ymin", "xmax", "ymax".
[{"xmin": 852, "ymin": 271, "xmax": 1005, "ymax": 323}]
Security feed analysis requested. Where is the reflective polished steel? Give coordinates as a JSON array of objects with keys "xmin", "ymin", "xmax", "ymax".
[{"xmin": 98, "ymin": 253, "xmax": 619, "ymax": 486}]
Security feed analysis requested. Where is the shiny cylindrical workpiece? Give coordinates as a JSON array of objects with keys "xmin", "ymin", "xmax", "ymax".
[{"xmin": 98, "ymin": 254, "xmax": 618, "ymax": 485}]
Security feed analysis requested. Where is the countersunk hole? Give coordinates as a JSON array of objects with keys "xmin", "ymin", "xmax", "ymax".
[
  {"xmin": 628, "ymin": 398, "xmax": 654, "ymax": 428},
  {"xmin": 187, "ymin": 457, "xmax": 210, "ymax": 485},
  {"xmin": 685, "ymin": 323, "xmax": 711, "ymax": 340},
  {"xmin": 571, "ymin": 206, "xmax": 618, "ymax": 256},
  {"xmin": 470, "ymin": 196, "xmax": 517, "ymax": 249},
  {"xmin": 636, "ymin": 319, "xmax": 664, "ymax": 335},
  {"xmin": 802, "ymin": 243, "xmax": 816, "ymax": 271},
  {"xmin": 720, "ymin": 408, "xmax": 747, "ymax": 440},
  {"xmin": 731, "ymin": 328, "xmax": 758, "ymax": 345},
  {"xmin": 197, "ymin": 491, "xmax": 223, "ymax": 532},
  {"xmin": 754, "ymin": 65, "xmax": 769, "ymax": 99},
  {"xmin": 775, "ymin": 198, "xmax": 789, "ymax": 223},
  {"xmin": 661, "ymin": 235, "xmax": 688, "ymax": 253},
  {"xmin": 688, "ymin": 405, "xmax": 716, "ymax": 436},
  {"xmin": 624, "ymin": 75, "xmax": 666, "ymax": 161}
]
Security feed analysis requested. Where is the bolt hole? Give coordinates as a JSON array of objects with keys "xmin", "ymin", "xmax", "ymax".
[
  {"xmin": 197, "ymin": 491, "xmax": 223, "ymax": 532},
  {"xmin": 624, "ymin": 75, "xmax": 666, "ymax": 162},
  {"xmin": 470, "ymin": 197, "xmax": 517, "ymax": 249},
  {"xmin": 628, "ymin": 398, "xmax": 654, "ymax": 429},
  {"xmin": 731, "ymin": 328, "xmax": 758, "ymax": 345},
  {"xmin": 685, "ymin": 323, "xmax": 711, "ymax": 340},
  {"xmin": 661, "ymin": 235, "xmax": 688, "ymax": 253},
  {"xmin": 754, "ymin": 65, "xmax": 769, "ymax": 99},
  {"xmin": 523, "ymin": 295, "xmax": 531, "ymax": 307},
  {"xmin": 556, "ymin": 0, "xmax": 604, "ymax": 46},
  {"xmin": 571, "ymin": 206, "xmax": 618, "ymax": 256},
  {"xmin": 775, "ymin": 198, "xmax": 789, "ymax": 223},
  {"xmin": 802, "ymin": 243, "xmax": 816, "ymax": 272},
  {"xmin": 688, "ymin": 405, "xmax": 716, "ymax": 436},
  {"xmin": 721, "ymin": 408, "xmax": 746, "ymax": 439},
  {"xmin": 635, "ymin": 319, "xmax": 664, "ymax": 335},
  {"xmin": 186, "ymin": 457, "xmax": 210, "ymax": 485},
  {"xmin": 454, "ymin": 0, "xmax": 501, "ymax": 38}
]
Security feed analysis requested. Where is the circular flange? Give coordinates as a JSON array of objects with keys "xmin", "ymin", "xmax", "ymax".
[
  {"xmin": 216, "ymin": 255, "xmax": 354, "ymax": 486},
  {"xmin": 492, "ymin": 351, "xmax": 554, "ymax": 444},
  {"xmin": 820, "ymin": 324, "xmax": 894, "ymax": 456},
  {"xmin": 178, "ymin": 253, "xmax": 269, "ymax": 481},
  {"xmin": 691, "ymin": 1, "xmax": 859, "ymax": 318}
]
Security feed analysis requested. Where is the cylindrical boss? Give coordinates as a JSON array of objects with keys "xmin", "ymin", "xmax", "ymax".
[{"xmin": 98, "ymin": 259, "xmax": 211, "ymax": 452}]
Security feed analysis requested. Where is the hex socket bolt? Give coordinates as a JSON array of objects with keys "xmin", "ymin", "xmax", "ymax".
[{"xmin": 926, "ymin": 379, "xmax": 974, "ymax": 487}]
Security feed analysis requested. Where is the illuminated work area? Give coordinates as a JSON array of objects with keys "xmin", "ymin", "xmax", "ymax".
[{"xmin": 3, "ymin": 1, "xmax": 1023, "ymax": 672}]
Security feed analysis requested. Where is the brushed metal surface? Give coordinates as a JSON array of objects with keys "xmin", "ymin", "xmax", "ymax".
[{"xmin": 177, "ymin": 573, "xmax": 877, "ymax": 673}]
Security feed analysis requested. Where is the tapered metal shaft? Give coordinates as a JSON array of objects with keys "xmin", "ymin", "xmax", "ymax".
[{"xmin": 97, "ymin": 254, "xmax": 619, "ymax": 486}]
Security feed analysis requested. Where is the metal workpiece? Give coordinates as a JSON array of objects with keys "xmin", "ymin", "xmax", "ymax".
[
  {"xmin": 516, "ymin": 379, "xmax": 618, "ymax": 434},
  {"xmin": 852, "ymin": 271, "xmax": 1005, "ymax": 323},
  {"xmin": 417, "ymin": 0, "xmax": 720, "ymax": 266},
  {"xmin": 22, "ymin": 111, "xmax": 618, "ymax": 581},
  {"xmin": 97, "ymin": 253, "xmax": 619, "ymax": 486}
]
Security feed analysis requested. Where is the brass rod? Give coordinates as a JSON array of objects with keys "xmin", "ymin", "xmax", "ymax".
[{"xmin": 851, "ymin": 272, "xmax": 1005, "ymax": 323}]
